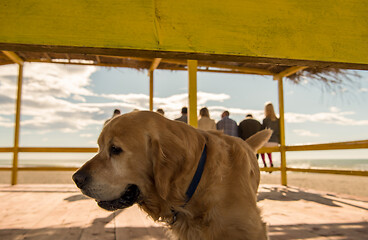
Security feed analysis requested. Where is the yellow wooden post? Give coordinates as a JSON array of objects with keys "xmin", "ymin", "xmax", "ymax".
[
  {"xmin": 277, "ymin": 75, "xmax": 287, "ymax": 186},
  {"xmin": 187, "ymin": 60, "xmax": 198, "ymax": 127},
  {"xmin": 12, "ymin": 63, "xmax": 24, "ymax": 185},
  {"xmin": 149, "ymin": 70, "xmax": 153, "ymax": 111}
]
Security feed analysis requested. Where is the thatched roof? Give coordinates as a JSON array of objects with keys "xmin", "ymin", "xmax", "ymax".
[{"xmin": 0, "ymin": 50, "xmax": 357, "ymax": 84}]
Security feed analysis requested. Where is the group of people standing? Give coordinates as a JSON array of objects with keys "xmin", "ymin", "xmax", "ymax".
[
  {"xmin": 106, "ymin": 103, "xmax": 280, "ymax": 168},
  {"xmin": 173, "ymin": 103, "xmax": 280, "ymax": 168}
]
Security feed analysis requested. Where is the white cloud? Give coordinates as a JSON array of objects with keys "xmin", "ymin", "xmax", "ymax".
[
  {"xmin": 80, "ymin": 133, "xmax": 93, "ymax": 138},
  {"xmin": 293, "ymin": 129, "xmax": 320, "ymax": 137},
  {"xmin": 1, "ymin": 62, "xmax": 367, "ymax": 137},
  {"xmin": 285, "ymin": 111, "xmax": 368, "ymax": 126},
  {"xmin": 329, "ymin": 106, "xmax": 340, "ymax": 113},
  {"xmin": 359, "ymin": 88, "xmax": 368, "ymax": 93},
  {"xmin": 99, "ymin": 91, "xmax": 231, "ymax": 120},
  {"xmin": 0, "ymin": 116, "xmax": 13, "ymax": 127},
  {"xmin": 72, "ymin": 95, "xmax": 86, "ymax": 102}
]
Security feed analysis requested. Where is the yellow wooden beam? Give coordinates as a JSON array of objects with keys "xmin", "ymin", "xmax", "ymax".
[
  {"xmin": 188, "ymin": 60, "xmax": 198, "ymax": 127},
  {"xmin": 97, "ymin": 56, "xmax": 273, "ymax": 75},
  {"xmin": 11, "ymin": 64, "xmax": 23, "ymax": 185},
  {"xmin": 2, "ymin": 51, "xmax": 24, "ymax": 65},
  {"xmin": 148, "ymin": 58, "xmax": 162, "ymax": 73},
  {"xmin": 286, "ymin": 140, "xmax": 368, "ymax": 152},
  {"xmin": 0, "ymin": 147, "xmax": 14, "ymax": 152},
  {"xmin": 277, "ymin": 76, "xmax": 287, "ymax": 186},
  {"xmin": 18, "ymin": 147, "xmax": 98, "ymax": 153},
  {"xmin": 274, "ymin": 66, "xmax": 308, "ymax": 79},
  {"xmin": 160, "ymin": 59, "xmax": 273, "ymax": 75},
  {"xmin": 287, "ymin": 168, "xmax": 368, "ymax": 177},
  {"xmin": 1, "ymin": 0, "xmax": 367, "ymax": 67},
  {"xmin": 149, "ymin": 70, "xmax": 154, "ymax": 111}
]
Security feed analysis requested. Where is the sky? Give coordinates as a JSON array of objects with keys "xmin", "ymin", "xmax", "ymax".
[{"xmin": 0, "ymin": 62, "xmax": 367, "ymax": 162}]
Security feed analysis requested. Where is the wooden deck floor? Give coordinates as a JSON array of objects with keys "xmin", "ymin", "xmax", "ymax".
[{"xmin": 0, "ymin": 184, "xmax": 367, "ymax": 240}]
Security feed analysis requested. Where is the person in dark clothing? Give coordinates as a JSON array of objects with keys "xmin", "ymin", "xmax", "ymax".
[
  {"xmin": 261, "ymin": 103, "xmax": 280, "ymax": 168},
  {"xmin": 239, "ymin": 114, "xmax": 262, "ymax": 141},
  {"xmin": 239, "ymin": 114, "xmax": 262, "ymax": 159},
  {"xmin": 175, "ymin": 107, "xmax": 188, "ymax": 123}
]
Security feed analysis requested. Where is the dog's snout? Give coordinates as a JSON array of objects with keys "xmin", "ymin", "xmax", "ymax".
[{"xmin": 72, "ymin": 171, "xmax": 89, "ymax": 189}]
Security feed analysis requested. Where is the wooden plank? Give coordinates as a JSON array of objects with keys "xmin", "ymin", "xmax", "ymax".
[
  {"xmin": 11, "ymin": 64, "xmax": 23, "ymax": 185},
  {"xmin": 286, "ymin": 168, "xmax": 368, "ymax": 177},
  {"xmin": 0, "ymin": 147, "xmax": 13, "ymax": 152},
  {"xmin": 115, "ymin": 205, "xmax": 168, "ymax": 240},
  {"xmin": 0, "ymin": 1, "xmax": 367, "ymax": 68},
  {"xmin": 18, "ymin": 147, "xmax": 98, "ymax": 153},
  {"xmin": 286, "ymin": 140, "xmax": 368, "ymax": 152},
  {"xmin": 274, "ymin": 66, "xmax": 308, "ymax": 79},
  {"xmin": 2, "ymin": 51, "xmax": 24, "ymax": 65},
  {"xmin": 277, "ymin": 76, "xmax": 287, "ymax": 186},
  {"xmin": 188, "ymin": 60, "xmax": 198, "ymax": 127},
  {"xmin": 149, "ymin": 70, "xmax": 154, "ymax": 111},
  {"xmin": 148, "ymin": 58, "xmax": 162, "ymax": 73}
]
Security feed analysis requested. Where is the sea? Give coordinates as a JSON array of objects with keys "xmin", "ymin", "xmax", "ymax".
[{"xmin": 0, "ymin": 158, "xmax": 368, "ymax": 171}]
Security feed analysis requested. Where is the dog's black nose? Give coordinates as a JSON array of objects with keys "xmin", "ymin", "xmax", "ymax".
[{"xmin": 72, "ymin": 171, "xmax": 89, "ymax": 189}]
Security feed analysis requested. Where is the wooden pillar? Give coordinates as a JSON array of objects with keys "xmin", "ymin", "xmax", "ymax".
[
  {"xmin": 277, "ymin": 75, "xmax": 287, "ymax": 186},
  {"xmin": 12, "ymin": 64, "xmax": 24, "ymax": 185},
  {"xmin": 187, "ymin": 60, "xmax": 198, "ymax": 127},
  {"xmin": 149, "ymin": 70, "xmax": 153, "ymax": 111}
]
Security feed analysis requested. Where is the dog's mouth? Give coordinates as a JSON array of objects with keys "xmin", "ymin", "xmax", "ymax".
[{"xmin": 96, "ymin": 184, "xmax": 140, "ymax": 211}]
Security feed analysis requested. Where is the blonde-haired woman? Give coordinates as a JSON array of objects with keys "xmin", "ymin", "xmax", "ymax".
[
  {"xmin": 261, "ymin": 102, "xmax": 280, "ymax": 168},
  {"xmin": 198, "ymin": 107, "xmax": 216, "ymax": 131}
]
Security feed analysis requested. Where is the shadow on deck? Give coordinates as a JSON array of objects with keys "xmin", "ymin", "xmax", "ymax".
[{"xmin": 0, "ymin": 184, "xmax": 367, "ymax": 240}]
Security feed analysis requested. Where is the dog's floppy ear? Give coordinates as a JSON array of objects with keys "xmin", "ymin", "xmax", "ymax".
[
  {"xmin": 246, "ymin": 129, "xmax": 273, "ymax": 152},
  {"xmin": 150, "ymin": 137, "xmax": 186, "ymax": 200}
]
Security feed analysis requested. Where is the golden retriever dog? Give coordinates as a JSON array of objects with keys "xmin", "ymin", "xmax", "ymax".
[{"xmin": 73, "ymin": 111, "xmax": 271, "ymax": 240}]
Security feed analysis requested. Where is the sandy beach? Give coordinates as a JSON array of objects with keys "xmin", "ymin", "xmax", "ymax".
[{"xmin": 0, "ymin": 170, "xmax": 367, "ymax": 198}]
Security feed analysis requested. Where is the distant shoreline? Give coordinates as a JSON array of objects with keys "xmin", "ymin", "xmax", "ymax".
[
  {"xmin": 0, "ymin": 171, "xmax": 367, "ymax": 198},
  {"xmin": 1, "ymin": 158, "xmax": 368, "ymax": 171}
]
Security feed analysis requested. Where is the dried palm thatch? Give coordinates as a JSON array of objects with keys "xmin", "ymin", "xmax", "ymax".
[{"xmin": 287, "ymin": 67, "xmax": 361, "ymax": 96}]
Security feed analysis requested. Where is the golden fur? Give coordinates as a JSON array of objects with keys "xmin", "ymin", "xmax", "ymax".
[{"xmin": 74, "ymin": 111, "xmax": 271, "ymax": 240}]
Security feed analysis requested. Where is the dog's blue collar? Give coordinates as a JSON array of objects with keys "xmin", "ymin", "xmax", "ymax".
[
  {"xmin": 170, "ymin": 144, "xmax": 207, "ymax": 225},
  {"xmin": 185, "ymin": 144, "xmax": 207, "ymax": 202}
]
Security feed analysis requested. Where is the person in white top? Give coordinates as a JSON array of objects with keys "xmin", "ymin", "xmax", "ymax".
[{"xmin": 198, "ymin": 107, "xmax": 216, "ymax": 131}]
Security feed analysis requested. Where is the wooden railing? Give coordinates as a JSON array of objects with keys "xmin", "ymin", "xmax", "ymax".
[{"xmin": 0, "ymin": 139, "xmax": 367, "ymax": 183}]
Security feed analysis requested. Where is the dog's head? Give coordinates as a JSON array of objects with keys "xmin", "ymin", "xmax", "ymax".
[{"xmin": 72, "ymin": 111, "xmax": 205, "ymax": 212}]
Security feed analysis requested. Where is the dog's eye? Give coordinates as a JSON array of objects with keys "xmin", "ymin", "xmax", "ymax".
[{"xmin": 110, "ymin": 145, "xmax": 122, "ymax": 155}]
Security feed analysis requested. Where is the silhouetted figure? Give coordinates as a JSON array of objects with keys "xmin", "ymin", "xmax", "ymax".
[
  {"xmin": 175, "ymin": 107, "xmax": 188, "ymax": 123},
  {"xmin": 156, "ymin": 108, "xmax": 165, "ymax": 115},
  {"xmin": 239, "ymin": 113, "xmax": 262, "ymax": 159},
  {"xmin": 239, "ymin": 114, "xmax": 262, "ymax": 140}
]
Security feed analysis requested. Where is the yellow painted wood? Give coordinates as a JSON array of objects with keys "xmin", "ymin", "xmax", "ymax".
[
  {"xmin": 258, "ymin": 146, "xmax": 280, "ymax": 153},
  {"xmin": 18, "ymin": 167, "xmax": 79, "ymax": 171},
  {"xmin": 188, "ymin": 60, "xmax": 198, "ymax": 127},
  {"xmin": 2, "ymin": 51, "xmax": 24, "ymax": 65},
  {"xmin": 11, "ymin": 64, "xmax": 23, "ymax": 185},
  {"xmin": 274, "ymin": 66, "xmax": 308, "ymax": 79},
  {"xmin": 286, "ymin": 140, "xmax": 368, "ymax": 151},
  {"xmin": 18, "ymin": 147, "xmax": 98, "ymax": 153},
  {"xmin": 277, "ymin": 76, "xmax": 287, "ymax": 186},
  {"xmin": 287, "ymin": 168, "xmax": 368, "ymax": 177},
  {"xmin": 149, "ymin": 70, "xmax": 154, "ymax": 111},
  {"xmin": 1, "ymin": 0, "xmax": 367, "ymax": 65},
  {"xmin": 0, "ymin": 147, "xmax": 13, "ymax": 152},
  {"xmin": 148, "ymin": 58, "xmax": 162, "ymax": 73},
  {"xmin": 160, "ymin": 59, "xmax": 274, "ymax": 75}
]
